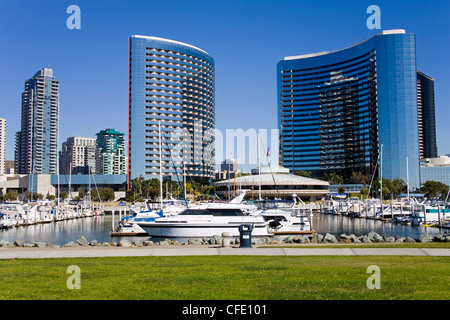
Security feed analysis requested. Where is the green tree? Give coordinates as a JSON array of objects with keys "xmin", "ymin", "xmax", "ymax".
[
  {"xmin": 96, "ymin": 187, "xmax": 115, "ymax": 202},
  {"xmin": 389, "ymin": 179, "xmax": 405, "ymax": 198},
  {"xmin": 60, "ymin": 191, "xmax": 69, "ymax": 200},
  {"xmin": 125, "ymin": 189, "xmax": 136, "ymax": 202},
  {"xmin": 98, "ymin": 188, "xmax": 115, "ymax": 201},
  {"xmin": 381, "ymin": 186, "xmax": 391, "ymax": 200},
  {"xmin": 33, "ymin": 193, "xmax": 44, "ymax": 200},
  {"xmin": 132, "ymin": 176, "xmax": 145, "ymax": 196},
  {"xmin": 348, "ymin": 171, "xmax": 369, "ymax": 185},
  {"xmin": 322, "ymin": 172, "xmax": 344, "ymax": 185},
  {"xmin": 4, "ymin": 191, "xmax": 18, "ymax": 202},
  {"xmin": 360, "ymin": 187, "xmax": 369, "ymax": 199},
  {"xmin": 46, "ymin": 194, "xmax": 56, "ymax": 201},
  {"xmin": 421, "ymin": 181, "xmax": 449, "ymax": 199},
  {"xmin": 294, "ymin": 170, "xmax": 312, "ymax": 178},
  {"xmin": 337, "ymin": 186, "xmax": 346, "ymax": 196}
]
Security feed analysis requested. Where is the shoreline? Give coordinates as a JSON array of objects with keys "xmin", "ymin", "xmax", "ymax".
[
  {"xmin": 2, "ymin": 230, "xmax": 449, "ymax": 248},
  {"xmin": 1, "ymin": 243, "xmax": 450, "ymax": 259}
]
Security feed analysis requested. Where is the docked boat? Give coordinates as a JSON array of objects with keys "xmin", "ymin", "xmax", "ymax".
[
  {"xmin": 0, "ymin": 203, "xmax": 29, "ymax": 227},
  {"xmin": 0, "ymin": 213, "xmax": 16, "ymax": 229},
  {"xmin": 251, "ymin": 195, "xmax": 313, "ymax": 234},
  {"xmin": 110, "ymin": 207, "xmax": 165, "ymax": 236},
  {"xmin": 411, "ymin": 204, "xmax": 450, "ymax": 226},
  {"xmin": 129, "ymin": 198, "xmax": 187, "ymax": 217},
  {"xmin": 391, "ymin": 216, "xmax": 411, "ymax": 224},
  {"xmin": 137, "ymin": 199, "xmax": 268, "ymax": 238},
  {"xmin": 375, "ymin": 202, "xmax": 413, "ymax": 219},
  {"xmin": 111, "ymin": 216, "xmax": 149, "ymax": 236}
]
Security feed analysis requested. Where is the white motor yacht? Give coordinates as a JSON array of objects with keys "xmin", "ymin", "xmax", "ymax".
[
  {"xmin": 411, "ymin": 203, "xmax": 450, "ymax": 226},
  {"xmin": 137, "ymin": 192, "xmax": 268, "ymax": 238}
]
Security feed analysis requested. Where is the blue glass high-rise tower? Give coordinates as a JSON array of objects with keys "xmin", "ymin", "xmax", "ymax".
[
  {"xmin": 128, "ymin": 36, "xmax": 215, "ymax": 185},
  {"xmin": 277, "ymin": 30, "xmax": 424, "ymax": 189}
]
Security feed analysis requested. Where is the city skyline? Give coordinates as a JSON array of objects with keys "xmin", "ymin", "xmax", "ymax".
[{"xmin": 1, "ymin": 1, "xmax": 449, "ymax": 172}]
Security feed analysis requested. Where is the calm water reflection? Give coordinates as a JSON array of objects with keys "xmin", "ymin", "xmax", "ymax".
[
  {"xmin": 0, "ymin": 213, "xmax": 445, "ymax": 246},
  {"xmin": 311, "ymin": 214, "xmax": 443, "ymax": 239}
]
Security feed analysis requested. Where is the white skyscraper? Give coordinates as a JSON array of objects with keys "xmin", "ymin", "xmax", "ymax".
[{"xmin": 59, "ymin": 136, "xmax": 97, "ymax": 175}]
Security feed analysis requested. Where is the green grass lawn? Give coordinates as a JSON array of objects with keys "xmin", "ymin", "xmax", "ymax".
[{"xmin": 0, "ymin": 255, "xmax": 449, "ymax": 300}]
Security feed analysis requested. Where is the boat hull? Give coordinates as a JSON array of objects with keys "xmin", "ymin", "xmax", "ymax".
[{"xmin": 139, "ymin": 222, "xmax": 269, "ymax": 238}]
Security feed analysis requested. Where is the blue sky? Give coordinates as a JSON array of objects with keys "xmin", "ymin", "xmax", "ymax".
[{"xmin": 1, "ymin": 0, "xmax": 449, "ymax": 166}]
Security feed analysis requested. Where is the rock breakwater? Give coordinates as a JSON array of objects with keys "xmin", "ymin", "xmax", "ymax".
[{"xmin": 1, "ymin": 231, "xmax": 449, "ymax": 248}]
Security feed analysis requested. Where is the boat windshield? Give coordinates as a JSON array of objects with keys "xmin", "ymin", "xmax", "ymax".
[
  {"xmin": 254, "ymin": 200, "xmax": 294, "ymax": 209},
  {"xmin": 180, "ymin": 208, "xmax": 245, "ymax": 216},
  {"xmin": 146, "ymin": 200, "xmax": 186, "ymax": 210}
]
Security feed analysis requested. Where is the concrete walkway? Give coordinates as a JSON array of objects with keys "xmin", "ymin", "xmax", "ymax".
[{"xmin": 1, "ymin": 246, "xmax": 449, "ymax": 259}]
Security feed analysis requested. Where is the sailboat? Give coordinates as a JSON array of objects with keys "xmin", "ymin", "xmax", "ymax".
[
  {"xmin": 136, "ymin": 129, "xmax": 267, "ymax": 238},
  {"xmin": 111, "ymin": 121, "xmax": 184, "ymax": 236}
]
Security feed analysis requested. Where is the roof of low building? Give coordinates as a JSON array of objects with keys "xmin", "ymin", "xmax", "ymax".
[{"xmin": 214, "ymin": 173, "xmax": 329, "ymax": 187}]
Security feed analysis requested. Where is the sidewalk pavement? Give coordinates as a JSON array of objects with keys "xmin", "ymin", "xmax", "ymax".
[{"xmin": 1, "ymin": 246, "xmax": 449, "ymax": 259}]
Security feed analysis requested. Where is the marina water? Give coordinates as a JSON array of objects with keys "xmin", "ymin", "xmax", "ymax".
[{"xmin": 0, "ymin": 213, "xmax": 445, "ymax": 246}]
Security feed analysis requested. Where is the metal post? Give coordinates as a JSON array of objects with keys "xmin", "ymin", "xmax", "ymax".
[
  {"xmin": 423, "ymin": 206, "xmax": 427, "ymax": 225},
  {"xmin": 390, "ymin": 202, "xmax": 393, "ymax": 220},
  {"xmin": 438, "ymin": 205, "xmax": 441, "ymax": 226},
  {"xmin": 257, "ymin": 132, "xmax": 261, "ymax": 200},
  {"xmin": 111, "ymin": 210, "xmax": 115, "ymax": 232},
  {"xmin": 365, "ymin": 202, "xmax": 368, "ymax": 219}
]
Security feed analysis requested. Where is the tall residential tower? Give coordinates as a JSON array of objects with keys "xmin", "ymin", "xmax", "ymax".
[
  {"xmin": 15, "ymin": 68, "xmax": 59, "ymax": 175},
  {"xmin": 417, "ymin": 71, "xmax": 438, "ymax": 159},
  {"xmin": 128, "ymin": 36, "xmax": 215, "ymax": 185},
  {"xmin": 96, "ymin": 128, "xmax": 126, "ymax": 175}
]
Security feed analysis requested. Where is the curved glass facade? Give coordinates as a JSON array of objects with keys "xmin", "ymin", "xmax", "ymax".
[
  {"xmin": 278, "ymin": 30, "xmax": 420, "ymax": 189},
  {"xmin": 128, "ymin": 36, "xmax": 215, "ymax": 184}
]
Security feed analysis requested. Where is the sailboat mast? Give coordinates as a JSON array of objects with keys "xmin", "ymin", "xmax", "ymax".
[
  {"xmin": 380, "ymin": 144, "xmax": 383, "ymax": 217},
  {"xmin": 258, "ymin": 131, "xmax": 261, "ymax": 200},
  {"xmin": 159, "ymin": 121, "xmax": 163, "ymax": 210},
  {"xmin": 183, "ymin": 162, "xmax": 186, "ymax": 200},
  {"xmin": 57, "ymin": 151, "xmax": 60, "ymax": 207},
  {"xmin": 406, "ymin": 156, "xmax": 410, "ymax": 202},
  {"xmin": 69, "ymin": 162, "xmax": 72, "ymax": 199},
  {"xmin": 88, "ymin": 163, "xmax": 91, "ymax": 201}
]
